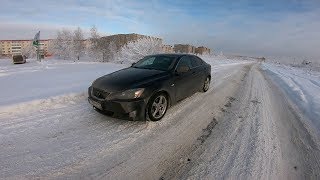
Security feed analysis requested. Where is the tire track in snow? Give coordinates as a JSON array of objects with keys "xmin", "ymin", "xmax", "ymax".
[
  {"xmin": 167, "ymin": 64, "xmax": 320, "ymax": 180},
  {"xmin": 164, "ymin": 64, "xmax": 281, "ymax": 179}
]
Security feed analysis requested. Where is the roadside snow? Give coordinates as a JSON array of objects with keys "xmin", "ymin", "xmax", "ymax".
[
  {"xmin": 262, "ymin": 63, "xmax": 320, "ymax": 134},
  {"xmin": 0, "ymin": 59, "xmax": 125, "ymax": 108},
  {"xmin": 200, "ymin": 54, "xmax": 252, "ymax": 65}
]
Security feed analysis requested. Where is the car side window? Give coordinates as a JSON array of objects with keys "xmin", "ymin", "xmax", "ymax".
[
  {"xmin": 190, "ymin": 56, "xmax": 199, "ymax": 67},
  {"xmin": 177, "ymin": 56, "xmax": 192, "ymax": 69},
  {"xmin": 195, "ymin": 56, "xmax": 204, "ymax": 65},
  {"xmin": 191, "ymin": 56, "xmax": 204, "ymax": 67}
]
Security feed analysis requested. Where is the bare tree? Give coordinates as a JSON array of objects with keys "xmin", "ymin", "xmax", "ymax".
[
  {"xmin": 73, "ymin": 27, "xmax": 85, "ymax": 61},
  {"xmin": 116, "ymin": 38, "xmax": 163, "ymax": 63}
]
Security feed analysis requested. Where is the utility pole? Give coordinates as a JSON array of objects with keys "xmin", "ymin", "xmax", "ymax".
[{"xmin": 37, "ymin": 43, "xmax": 41, "ymax": 62}]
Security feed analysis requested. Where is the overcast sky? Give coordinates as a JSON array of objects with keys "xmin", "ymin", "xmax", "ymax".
[{"xmin": 1, "ymin": 0, "xmax": 319, "ymax": 59}]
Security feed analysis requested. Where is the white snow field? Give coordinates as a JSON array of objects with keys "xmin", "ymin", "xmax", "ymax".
[
  {"xmin": 0, "ymin": 58, "xmax": 319, "ymax": 179},
  {"xmin": 0, "ymin": 59, "xmax": 125, "ymax": 106}
]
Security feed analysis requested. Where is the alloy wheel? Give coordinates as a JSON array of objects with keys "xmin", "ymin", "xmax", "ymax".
[
  {"xmin": 150, "ymin": 95, "xmax": 168, "ymax": 120},
  {"xmin": 203, "ymin": 77, "xmax": 210, "ymax": 92}
]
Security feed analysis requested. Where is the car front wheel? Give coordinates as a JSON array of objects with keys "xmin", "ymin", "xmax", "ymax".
[{"xmin": 147, "ymin": 93, "xmax": 168, "ymax": 121}]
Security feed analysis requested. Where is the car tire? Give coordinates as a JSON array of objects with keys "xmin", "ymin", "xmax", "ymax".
[
  {"xmin": 202, "ymin": 76, "xmax": 211, "ymax": 92},
  {"xmin": 147, "ymin": 93, "xmax": 168, "ymax": 121}
]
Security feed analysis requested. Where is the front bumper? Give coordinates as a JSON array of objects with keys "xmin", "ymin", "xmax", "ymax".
[
  {"xmin": 88, "ymin": 87, "xmax": 146, "ymax": 120},
  {"xmin": 13, "ymin": 60, "xmax": 26, "ymax": 64}
]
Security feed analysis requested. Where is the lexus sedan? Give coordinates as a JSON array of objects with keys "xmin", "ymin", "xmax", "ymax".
[{"xmin": 88, "ymin": 54, "xmax": 211, "ymax": 121}]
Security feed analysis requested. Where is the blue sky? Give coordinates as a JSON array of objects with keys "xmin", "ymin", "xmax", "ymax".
[{"xmin": 1, "ymin": 0, "xmax": 320, "ymax": 59}]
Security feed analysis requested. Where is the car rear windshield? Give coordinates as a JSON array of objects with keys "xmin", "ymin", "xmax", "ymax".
[{"xmin": 133, "ymin": 55, "xmax": 176, "ymax": 71}]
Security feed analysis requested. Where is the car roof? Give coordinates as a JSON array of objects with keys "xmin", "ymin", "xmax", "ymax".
[{"xmin": 150, "ymin": 53, "xmax": 195, "ymax": 58}]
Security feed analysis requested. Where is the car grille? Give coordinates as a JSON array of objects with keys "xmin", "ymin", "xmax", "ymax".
[{"xmin": 92, "ymin": 87, "xmax": 110, "ymax": 100}]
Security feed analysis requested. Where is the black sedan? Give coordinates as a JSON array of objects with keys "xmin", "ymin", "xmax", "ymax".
[{"xmin": 88, "ymin": 54, "xmax": 211, "ymax": 121}]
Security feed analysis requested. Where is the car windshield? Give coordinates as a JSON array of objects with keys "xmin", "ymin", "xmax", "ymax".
[{"xmin": 133, "ymin": 55, "xmax": 176, "ymax": 71}]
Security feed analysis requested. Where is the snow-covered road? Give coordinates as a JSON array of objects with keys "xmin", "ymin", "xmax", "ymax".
[
  {"xmin": 0, "ymin": 59, "xmax": 319, "ymax": 179},
  {"xmin": 167, "ymin": 64, "xmax": 320, "ymax": 179}
]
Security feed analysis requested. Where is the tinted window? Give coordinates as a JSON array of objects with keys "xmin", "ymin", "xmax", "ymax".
[
  {"xmin": 177, "ymin": 56, "xmax": 192, "ymax": 69},
  {"xmin": 134, "ymin": 55, "xmax": 176, "ymax": 71},
  {"xmin": 191, "ymin": 56, "xmax": 204, "ymax": 67},
  {"xmin": 139, "ymin": 57, "xmax": 155, "ymax": 66}
]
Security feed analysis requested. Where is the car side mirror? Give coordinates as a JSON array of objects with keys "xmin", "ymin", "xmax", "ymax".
[
  {"xmin": 131, "ymin": 62, "xmax": 136, "ymax": 66},
  {"xmin": 176, "ymin": 65, "xmax": 190, "ymax": 74}
]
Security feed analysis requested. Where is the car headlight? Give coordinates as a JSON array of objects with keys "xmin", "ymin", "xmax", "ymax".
[{"xmin": 107, "ymin": 88, "xmax": 145, "ymax": 100}]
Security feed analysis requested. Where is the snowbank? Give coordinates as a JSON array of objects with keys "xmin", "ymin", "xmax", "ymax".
[
  {"xmin": 265, "ymin": 56, "xmax": 320, "ymax": 72},
  {"xmin": 0, "ymin": 92, "xmax": 86, "ymax": 115},
  {"xmin": 262, "ymin": 63, "xmax": 320, "ymax": 134},
  {"xmin": 0, "ymin": 58, "xmax": 125, "ymax": 107}
]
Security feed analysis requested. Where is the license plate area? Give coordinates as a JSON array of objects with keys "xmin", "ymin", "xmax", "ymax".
[{"xmin": 89, "ymin": 98, "xmax": 102, "ymax": 110}]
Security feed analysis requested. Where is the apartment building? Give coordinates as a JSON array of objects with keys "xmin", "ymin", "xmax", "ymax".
[
  {"xmin": 100, "ymin": 33, "xmax": 162, "ymax": 50},
  {"xmin": 174, "ymin": 44, "xmax": 196, "ymax": 54},
  {"xmin": 162, "ymin": 45, "xmax": 174, "ymax": 53},
  {"xmin": 195, "ymin": 46, "xmax": 211, "ymax": 55},
  {"xmin": 98, "ymin": 33, "xmax": 163, "ymax": 61},
  {"xmin": 0, "ymin": 39, "xmax": 52, "ymax": 57}
]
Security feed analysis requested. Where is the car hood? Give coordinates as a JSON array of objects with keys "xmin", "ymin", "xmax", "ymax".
[{"xmin": 92, "ymin": 67, "xmax": 168, "ymax": 92}]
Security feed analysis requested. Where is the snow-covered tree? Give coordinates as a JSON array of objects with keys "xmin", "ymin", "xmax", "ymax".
[
  {"xmin": 116, "ymin": 38, "xmax": 163, "ymax": 63},
  {"xmin": 87, "ymin": 26, "xmax": 118, "ymax": 62},
  {"xmin": 73, "ymin": 27, "xmax": 85, "ymax": 61},
  {"xmin": 98, "ymin": 39, "xmax": 118, "ymax": 62},
  {"xmin": 87, "ymin": 25, "xmax": 103, "ymax": 61},
  {"xmin": 51, "ymin": 29, "xmax": 73, "ymax": 60},
  {"xmin": 103, "ymin": 41, "xmax": 117, "ymax": 62},
  {"xmin": 21, "ymin": 42, "xmax": 36, "ymax": 58}
]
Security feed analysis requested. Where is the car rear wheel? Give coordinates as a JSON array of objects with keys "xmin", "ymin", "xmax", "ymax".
[
  {"xmin": 202, "ymin": 76, "xmax": 210, "ymax": 92},
  {"xmin": 147, "ymin": 93, "xmax": 168, "ymax": 121}
]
